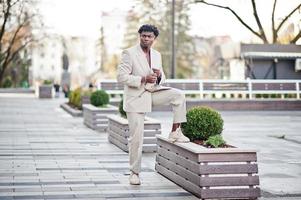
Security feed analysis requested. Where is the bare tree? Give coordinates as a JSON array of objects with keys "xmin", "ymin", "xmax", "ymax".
[
  {"xmin": 195, "ymin": 0, "xmax": 301, "ymax": 44},
  {"xmin": 0, "ymin": 0, "xmax": 42, "ymax": 86}
]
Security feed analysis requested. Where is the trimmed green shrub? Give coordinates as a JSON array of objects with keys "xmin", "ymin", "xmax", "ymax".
[
  {"xmin": 69, "ymin": 88, "xmax": 82, "ymax": 109},
  {"xmin": 255, "ymin": 94, "xmax": 262, "ymax": 98},
  {"xmin": 182, "ymin": 106, "xmax": 224, "ymax": 141},
  {"xmin": 90, "ymin": 90, "xmax": 109, "ymax": 107},
  {"xmin": 119, "ymin": 99, "xmax": 127, "ymax": 118},
  {"xmin": 43, "ymin": 80, "xmax": 52, "ymax": 85},
  {"xmin": 205, "ymin": 135, "xmax": 226, "ymax": 148},
  {"xmin": 3, "ymin": 77, "xmax": 12, "ymax": 88},
  {"xmin": 284, "ymin": 94, "xmax": 296, "ymax": 98}
]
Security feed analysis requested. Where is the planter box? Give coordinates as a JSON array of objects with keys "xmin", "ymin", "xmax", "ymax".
[
  {"xmin": 155, "ymin": 135, "xmax": 260, "ymax": 199},
  {"xmin": 60, "ymin": 103, "xmax": 82, "ymax": 117},
  {"xmin": 39, "ymin": 85, "xmax": 52, "ymax": 98},
  {"xmin": 107, "ymin": 115, "xmax": 161, "ymax": 153},
  {"xmin": 81, "ymin": 95, "xmax": 90, "ymax": 106},
  {"xmin": 83, "ymin": 104, "xmax": 118, "ymax": 132}
]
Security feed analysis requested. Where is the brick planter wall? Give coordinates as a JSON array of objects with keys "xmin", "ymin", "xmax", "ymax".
[
  {"xmin": 155, "ymin": 135, "xmax": 260, "ymax": 199},
  {"xmin": 60, "ymin": 103, "xmax": 82, "ymax": 117},
  {"xmin": 83, "ymin": 104, "xmax": 118, "ymax": 132},
  {"xmin": 107, "ymin": 115, "xmax": 161, "ymax": 153},
  {"xmin": 81, "ymin": 95, "xmax": 90, "ymax": 106}
]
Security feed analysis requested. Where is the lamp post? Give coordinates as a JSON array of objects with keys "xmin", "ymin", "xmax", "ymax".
[{"xmin": 170, "ymin": 0, "xmax": 176, "ymax": 78}]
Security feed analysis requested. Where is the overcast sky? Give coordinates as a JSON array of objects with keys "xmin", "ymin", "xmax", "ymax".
[{"xmin": 38, "ymin": 0, "xmax": 301, "ymax": 43}]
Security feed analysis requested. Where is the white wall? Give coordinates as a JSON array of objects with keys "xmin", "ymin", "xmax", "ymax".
[
  {"xmin": 230, "ymin": 59, "xmax": 245, "ymax": 80},
  {"xmin": 30, "ymin": 34, "xmax": 100, "ymax": 89}
]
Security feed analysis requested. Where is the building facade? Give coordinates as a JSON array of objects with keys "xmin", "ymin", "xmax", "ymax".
[{"xmin": 241, "ymin": 44, "xmax": 301, "ymax": 79}]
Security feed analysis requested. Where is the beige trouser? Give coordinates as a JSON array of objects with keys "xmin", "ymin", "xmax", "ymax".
[{"xmin": 127, "ymin": 88, "xmax": 186, "ymax": 174}]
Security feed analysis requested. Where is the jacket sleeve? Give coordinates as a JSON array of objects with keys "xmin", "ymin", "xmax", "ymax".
[
  {"xmin": 158, "ymin": 53, "xmax": 166, "ymax": 85},
  {"xmin": 117, "ymin": 50, "xmax": 142, "ymax": 88}
]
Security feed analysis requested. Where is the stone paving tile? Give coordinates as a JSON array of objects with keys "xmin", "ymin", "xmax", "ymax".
[
  {"xmin": 0, "ymin": 191, "xmax": 44, "ymax": 197},
  {"xmin": 105, "ymin": 197, "xmax": 196, "ymax": 200},
  {"xmin": 0, "ymin": 97, "xmax": 197, "ymax": 199},
  {"xmin": 1, "ymin": 96, "xmax": 301, "ymax": 199}
]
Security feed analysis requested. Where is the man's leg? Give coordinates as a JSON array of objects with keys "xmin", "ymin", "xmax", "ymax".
[
  {"xmin": 152, "ymin": 88, "xmax": 189, "ymax": 142},
  {"xmin": 127, "ymin": 112, "xmax": 145, "ymax": 184},
  {"xmin": 152, "ymin": 88, "xmax": 187, "ymax": 126}
]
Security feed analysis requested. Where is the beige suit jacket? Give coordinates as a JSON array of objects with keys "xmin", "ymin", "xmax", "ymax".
[{"xmin": 117, "ymin": 44, "xmax": 166, "ymax": 113}]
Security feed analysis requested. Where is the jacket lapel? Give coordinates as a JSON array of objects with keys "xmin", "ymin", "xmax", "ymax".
[
  {"xmin": 136, "ymin": 44, "xmax": 152, "ymax": 74},
  {"xmin": 150, "ymin": 48, "xmax": 158, "ymax": 69}
]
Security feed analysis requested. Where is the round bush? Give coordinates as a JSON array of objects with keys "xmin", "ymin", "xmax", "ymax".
[
  {"xmin": 90, "ymin": 90, "xmax": 109, "ymax": 107},
  {"xmin": 119, "ymin": 99, "xmax": 127, "ymax": 118},
  {"xmin": 182, "ymin": 106, "xmax": 224, "ymax": 141}
]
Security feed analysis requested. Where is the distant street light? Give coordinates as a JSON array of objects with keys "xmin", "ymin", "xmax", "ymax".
[{"xmin": 170, "ymin": 0, "xmax": 176, "ymax": 79}]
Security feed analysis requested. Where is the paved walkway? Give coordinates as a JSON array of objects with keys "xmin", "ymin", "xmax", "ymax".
[
  {"xmin": 0, "ymin": 96, "xmax": 197, "ymax": 200},
  {"xmin": 0, "ymin": 94, "xmax": 301, "ymax": 199}
]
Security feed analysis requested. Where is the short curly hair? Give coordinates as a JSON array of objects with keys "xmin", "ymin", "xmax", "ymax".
[{"xmin": 138, "ymin": 24, "xmax": 159, "ymax": 38}]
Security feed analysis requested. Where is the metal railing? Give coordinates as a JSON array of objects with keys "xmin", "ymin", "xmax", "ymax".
[{"xmin": 98, "ymin": 79, "xmax": 301, "ymax": 99}]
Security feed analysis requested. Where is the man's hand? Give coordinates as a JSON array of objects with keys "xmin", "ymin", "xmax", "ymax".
[
  {"xmin": 144, "ymin": 73, "xmax": 157, "ymax": 83},
  {"xmin": 152, "ymin": 68, "xmax": 161, "ymax": 78}
]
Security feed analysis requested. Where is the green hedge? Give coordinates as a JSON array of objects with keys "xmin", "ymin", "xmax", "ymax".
[
  {"xmin": 90, "ymin": 90, "xmax": 109, "ymax": 107},
  {"xmin": 182, "ymin": 106, "xmax": 224, "ymax": 141}
]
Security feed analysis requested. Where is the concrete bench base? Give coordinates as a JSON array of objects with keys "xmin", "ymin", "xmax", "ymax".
[
  {"xmin": 83, "ymin": 104, "xmax": 118, "ymax": 132},
  {"xmin": 39, "ymin": 85, "xmax": 52, "ymax": 98},
  {"xmin": 155, "ymin": 135, "xmax": 260, "ymax": 199},
  {"xmin": 107, "ymin": 115, "xmax": 161, "ymax": 153}
]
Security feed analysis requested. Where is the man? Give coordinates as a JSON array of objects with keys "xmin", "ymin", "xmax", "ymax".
[{"xmin": 117, "ymin": 24, "xmax": 189, "ymax": 185}]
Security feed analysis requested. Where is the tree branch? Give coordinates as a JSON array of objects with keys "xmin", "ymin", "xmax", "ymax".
[
  {"xmin": 290, "ymin": 31, "xmax": 301, "ymax": 44},
  {"xmin": 195, "ymin": 0, "xmax": 264, "ymax": 42},
  {"xmin": 276, "ymin": 3, "xmax": 301, "ymax": 33},
  {"xmin": 251, "ymin": 0, "xmax": 268, "ymax": 43},
  {"xmin": 0, "ymin": 37, "xmax": 34, "ymax": 84},
  {"xmin": 3, "ymin": 37, "xmax": 34, "ymax": 68},
  {"xmin": 2, "ymin": 20, "xmax": 28, "ymax": 60},
  {"xmin": 11, "ymin": 0, "xmax": 22, "ymax": 7},
  {"xmin": 1, "ymin": 2, "xmax": 28, "ymax": 67},
  {"xmin": 272, "ymin": 0, "xmax": 277, "ymax": 43},
  {"xmin": 0, "ymin": 0, "xmax": 12, "ymax": 45}
]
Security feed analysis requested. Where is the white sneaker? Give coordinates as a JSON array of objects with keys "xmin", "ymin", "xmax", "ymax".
[
  {"xmin": 168, "ymin": 127, "xmax": 190, "ymax": 143},
  {"xmin": 129, "ymin": 173, "xmax": 141, "ymax": 185}
]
